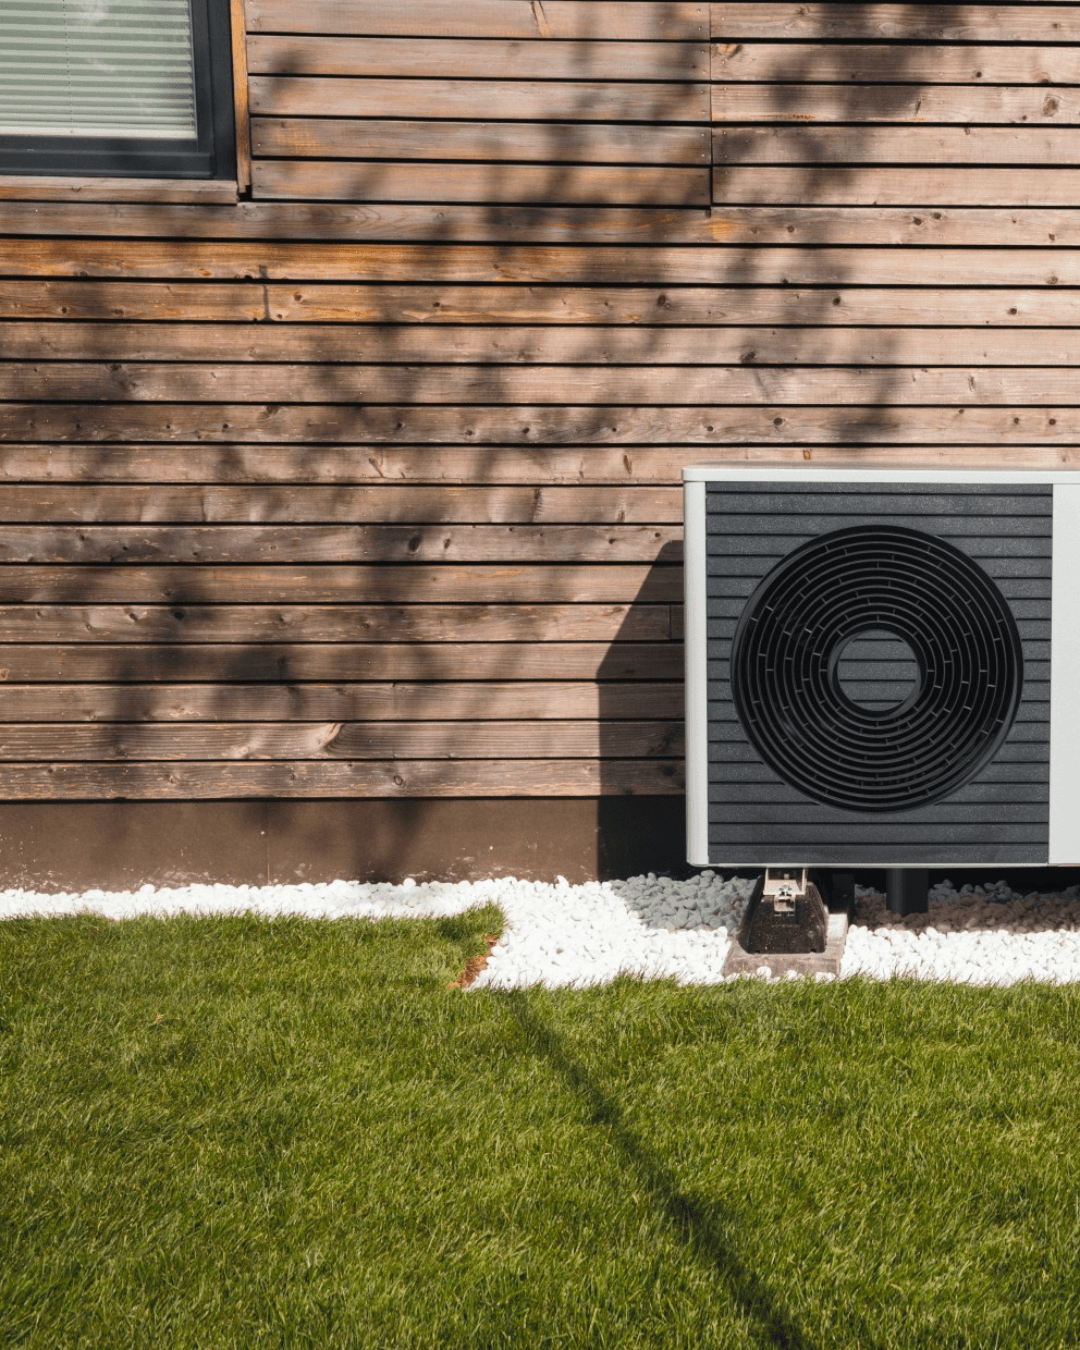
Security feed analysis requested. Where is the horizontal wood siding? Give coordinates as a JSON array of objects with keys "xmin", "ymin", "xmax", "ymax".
[
  {"xmin": 0, "ymin": 1, "xmax": 1074, "ymax": 803},
  {"xmin": 247, "ymin": 3, "xmax": 710, "ymax": 205}
]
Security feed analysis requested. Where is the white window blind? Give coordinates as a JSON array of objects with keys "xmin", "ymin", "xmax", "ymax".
[{"xmin": 0, "ymin": 0, "xmax": 198, "ymax": 139}]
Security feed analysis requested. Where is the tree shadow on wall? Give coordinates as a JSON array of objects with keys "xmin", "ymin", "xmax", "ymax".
[
  {"xmin": 597, "ymin": 539, "xmax": 687, "ymax": 879},
  {"xmin": 0, "ymin": 1, "xmax": 1017, "ymax": 884}
]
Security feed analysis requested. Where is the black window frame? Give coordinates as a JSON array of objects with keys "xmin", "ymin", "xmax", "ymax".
[{"xmin": 0, "ymin": 0, "xmax": 236, "ymax": 180}]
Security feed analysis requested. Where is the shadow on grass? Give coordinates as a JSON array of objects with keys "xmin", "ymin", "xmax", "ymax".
[{"xmin": 506, "ymin": 989, "xmax": 816, "ymax": 1350}]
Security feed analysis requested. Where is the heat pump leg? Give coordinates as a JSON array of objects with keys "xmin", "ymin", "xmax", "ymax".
[{"xmin": 886, "ymin": 868, "xmax": 928, "ymax": 916}]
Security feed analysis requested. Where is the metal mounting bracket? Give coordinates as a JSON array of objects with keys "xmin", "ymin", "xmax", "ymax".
[{"xmin": 762, "ymin": 868, "xmax": 809, "ymax": 915}]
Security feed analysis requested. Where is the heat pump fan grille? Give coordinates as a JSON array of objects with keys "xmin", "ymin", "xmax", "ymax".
[
  {"xmin": 730, "ymin": 525, "xmax": 1023, "ymax": 813},
  {"xmin": 697, "ymin": 478, "xmax": 1051, "ymax": 865}
]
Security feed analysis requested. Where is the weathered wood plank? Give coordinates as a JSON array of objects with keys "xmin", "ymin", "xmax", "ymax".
[
  {"xmin": 0, "ymin": 281, "xmax": 265, "ymax": 321},
  {"xmin": 713, "ymin": 128, "xmax": 1080, "ymax": 167},
  {"xmin": 0, "ymin": 759, "xmax": 685, "ymax": 798},
  {"xmin": 249, "ymin": 0, "xmax": 708, "ymax": 40},
  {"xmin": 0, "ymin": 484, "xmax": 683, "ymax": 523},
  {"xmin": 252, "ymin": 161, "xmax": 710, "ymax": 206},
  {"xmin": 252, "ymin": 117, "xmax": 710, "ymax": 164},
  {"xmin": 0, "ymin": 524, "xmax": 683, "ymax": 565},
  {"xmin": 4, "ymin": 201, "xmax": 1077, "ymax": 245},
  {"xmin": 0, "ymin": 721, "xmax": 685, "ymax": 760},
  {"xmin": 250, "ymin": 75, "xmax": 709, "ymax": 122},
  {"xmin": 0, "ymin": 177, "xmax": 238, "ymax": 203},
  {"xmin": 0, "ymin": 565, "xmax": 683, "ymax": 604},
  {"xmin": 0, "ymin": 643, "xmax": 683, "ymax": 683},
  {"xmin": 0, "ymin": 202, "xmax": 715, "ymax": 244},
  {"xmin": 27, "ymin": 276, "xmax": 1061, "ymax": 327},
  {"xmin": 712, "ymin": 4, "xmax": 1075, "ymax": 43},
  {"xmin": 4, "ymin": 240, "xmax": 1077, "ymax": 284},
  {"xmin": 266, "ymin": 285, "xmax": 1080, "ymax": 326},
  {"xmin": 0, "ymin": 682, "xmax": 685, "ymax": 721},
  {"xmin": 12, "ymin": 322, "xmax": 1080, "ymax": 367},
  {"xmin": 700, "ymin": 210, "xmax": 1079, "ymax": 247},
  {"xmin": 0, "ymin": 603, "xmax": 674, "ymax": 643},
  {"xmin": 0, "ymin": 444, "xmax": 704, "ymax": 484},
  {"xmin": 712, "ymin": 168, "xmax": 1080, "ymax": 208},
  {"xmin": 712, "ymin": 83, "xmax": 1080, "ymax": 126},
  {"xmin": 2, "ymin": 403, "xmax": 1076, "ymax": 445},
  {"xmin": 713, "ymin": 43, "xmax": 1080, "ymax": 84},
  {"xmin": 0, "ymin": 444, "xmax": 1077, "ymax": 484},
  {"xmin": 6, "ymin": 362, "xmax": 1080, "ymax": 406},
  {"xmin": 249, "ymin": 36, "xmax": 709, "ymax": 80}
]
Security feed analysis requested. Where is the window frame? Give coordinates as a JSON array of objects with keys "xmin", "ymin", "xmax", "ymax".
[{"xmin": 0, "ymin": 0, "xmax": 237, "ymax": 182}]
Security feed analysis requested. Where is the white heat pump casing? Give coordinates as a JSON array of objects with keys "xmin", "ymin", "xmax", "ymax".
[{"xmin": 684, "ymin": 466, "xmax": 1080, "ymax": 869}]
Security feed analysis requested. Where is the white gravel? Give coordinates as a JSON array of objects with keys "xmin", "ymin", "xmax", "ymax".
[
  {"xmin": 844, "ymin": 879, "xmax": 1080, "ymax": 986},
  {"xmin": 3, "ymin": 872, "xmax": 1080, "ymax": 987}
]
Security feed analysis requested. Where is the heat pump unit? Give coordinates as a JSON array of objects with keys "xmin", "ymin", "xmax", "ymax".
[{"xmin": 684, "ymin": 467, "xmax": 1080, "ymax": 869}]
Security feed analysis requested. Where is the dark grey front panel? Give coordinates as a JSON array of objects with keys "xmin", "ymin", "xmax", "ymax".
[{"xmin": 705, "ymin": 482, "xmax": 1052, "ymax": 865}]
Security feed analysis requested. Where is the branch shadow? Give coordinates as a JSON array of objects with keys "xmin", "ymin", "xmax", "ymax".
[
  {"xmin": 597, "ymin": 538, "xmax": 687, "ymax": 878},
  {"xmin": 506, "ymin": 990, "xmax": 818, "ymax": 1350},
  {"xmin": 0, "ymin": 1, "xmax": 1004, "ymax": 883}
]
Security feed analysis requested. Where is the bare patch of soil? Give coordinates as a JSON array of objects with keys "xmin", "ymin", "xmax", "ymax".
[{"xmin": 448, "ymin": 933, "xmax": 501, "ymax": 990}]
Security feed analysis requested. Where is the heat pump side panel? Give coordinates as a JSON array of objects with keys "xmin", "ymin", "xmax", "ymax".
[
  {"xmin": 684, "ymin": 479, "xmax": 711, "ymax": 866},
  {"xmin": 1050, "ymin": 486, "xmax": 1080, "ymax": 865}
]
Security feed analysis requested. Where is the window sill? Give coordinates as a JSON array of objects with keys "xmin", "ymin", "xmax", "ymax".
[{"xmin": 0, "ymin": 175, "xmax": 239, "ymax": 204}]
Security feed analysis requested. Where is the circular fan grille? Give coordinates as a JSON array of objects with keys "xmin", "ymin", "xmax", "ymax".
[{"xmin": 729, "ymin": 525, "xmax": 1023, "ymax": 813}]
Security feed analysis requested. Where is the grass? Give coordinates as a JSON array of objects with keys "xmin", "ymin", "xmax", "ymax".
[{"xmin": 1, "ymin": 910, "xmax": 1079, "ymax": 1349}]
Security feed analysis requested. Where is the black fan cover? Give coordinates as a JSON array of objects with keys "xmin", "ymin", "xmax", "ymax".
[{"xmin": 729, "ymin": 525, "xmax": 1024, "ymax": 813}]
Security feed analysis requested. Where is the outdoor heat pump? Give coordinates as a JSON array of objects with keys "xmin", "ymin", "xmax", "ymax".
[{"xmin": 683, "ymin": 466, "xmax": 1080, "ymax": 871}]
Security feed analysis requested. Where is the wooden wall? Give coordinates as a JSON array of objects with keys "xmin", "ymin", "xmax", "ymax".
[{"xmin": 0, "ymin": 1, "xmax": 1075, "ymax": 813}]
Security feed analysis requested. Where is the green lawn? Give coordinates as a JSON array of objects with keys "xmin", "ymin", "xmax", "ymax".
[{"xmin": 2, "ymin": 910, "xmax": 1079, "ymax": 1349}]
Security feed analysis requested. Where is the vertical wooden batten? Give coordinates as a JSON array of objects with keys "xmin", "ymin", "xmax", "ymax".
[{"xmin": 230, "ymin": 0, "xmax": 252, "ymax": 192}]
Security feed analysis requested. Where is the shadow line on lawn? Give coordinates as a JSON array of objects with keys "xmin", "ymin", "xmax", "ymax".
[{"xmin": 507, "ymin": 992, "xmax": 817, "ymax": 1350}]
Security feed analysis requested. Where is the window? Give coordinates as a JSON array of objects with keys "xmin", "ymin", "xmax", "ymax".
[{"xmin": 0, "ymin": 0, "xmax": 236, "ymax": 179}]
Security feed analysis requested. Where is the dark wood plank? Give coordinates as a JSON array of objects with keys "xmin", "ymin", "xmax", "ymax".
[
  {"xmin": 0, "ymin": 721, "xmax": 684, "ymax": 760},
  {"xmin": 713, "ymin": 43, "xmax": 1080, "ymax": 84},
  {"xmin": 713, "ymin": 128, "xmax": 1080, "ymax": 167},
  {"xmin": 5, "ymin": 240, "xmax": 1078, "ymax": 283},
  {"xmin": 248, "ymin": 35, "xmax": 710, "ymax": 80},
  {"xmin": 0, "ymin": 484, "xmax": 683, "ymax": 523},
  {"xmin": 713, "ymin": 167, "xmax": 1080, "ymax": 208},
  {"xmin": 0, "ymin": 759, "xmax": 684, "ymax": 798},
  {"xmin": 12, "ymin": 322, "xmax": 1080, "ymax": 366},
  {"xmin": 0, "ymin": 603, "xmax": 674, "ymax": 642},
  {"xmin": 5, "ymin": 362, "xmax": 1078, "ymax": 405},
  {"xmin": 0, "ymin": 565, "xmax": 683, "ymax": 604},
  {"xmin": 0, "ymin": 524, "xmax": 683, "ymax": 564},
  {"xmin": 2, "ymin": 403, "xmax": 1076, "ymax": 445},
  {"xmin": 0, "ymin": 643, "xmax": 683, "ymax": 682},
  {"xmin": 0, "ymin": 682, "xmax": 685, "ymax": 721},
  {"xmin": 250, "ymin": 75, "xmax": 709, "ymax": 122},
  {"xmin": 252, "ymin": 161, "xmax": 710, "ymax": 206},
  {"xmin": 712, "ymin": 83, "xmax": 1080, "ymax": 126},
  {"xmin": 249, "ymin": 0, "xmax": 708, "ymax": 40},
  {"xmin": 712, "ymin": 4, "xmax": 1075, "ymax": 43},
  {"xmin": 252, "ymin": 117, "xmax": 710, "ymax": 164}
]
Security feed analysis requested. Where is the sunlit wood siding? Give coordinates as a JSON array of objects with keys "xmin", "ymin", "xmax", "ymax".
[{"xmin": 0, "ymin": 0, "xmax": 1074, "ymax": 805}]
